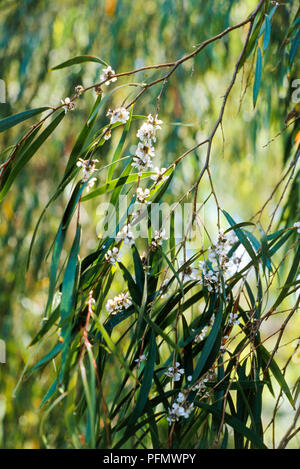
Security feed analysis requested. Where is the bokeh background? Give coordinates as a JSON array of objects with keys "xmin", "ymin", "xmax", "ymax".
[{"xmin": 0, "ymin": 0, "xmax": 299, "ymax": 448}]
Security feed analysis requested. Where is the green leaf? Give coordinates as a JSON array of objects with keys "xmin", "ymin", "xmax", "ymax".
[
  {"xmin": 223, "ymin": 210, "xmax": 258, "ymax": 267},
  {"xmin": 263, "ymin": 15, "xmax": 271, "ymax": 51},
  {"xmin": 126, "ymin": 332, "xmax": 157, "ymax": 429},
  {"xmin": 82, "ymin": 171, "xmax": 153, "ymax": 201},
  {"xmin": 50, "ymin": 55, "xmax": 108, "ymax": 70},
  {"xmin": 289, "ymin": 29, "xmax": 300, "ymax": 64},
  {"xmin": 107, "ymin": 106, "xmax": 133, "ymax": 181},
  {"xmin": 44, "ymin": 181, "xmax": 86, "ymax": 316},
  {"xmin": 0, "ymin": 112, "xmax": 65, "ymax": 202},
  {"xmin": 260, "ymin": 345, "xmax": 294, "ymax": 408},
  {"xmin": 270, "ymin": 244, "xmax": 300, "ymax": 312},
  {"xmin": 195, "ymin": 401, "xmax": 267, "ymax": 449},
  {"xmin": 253, "ymin": 47, "xmax": 262, "ymax": 108},
  {"xmin": 60, "ymin": 225, "xmax": 81, "ymax": 333},
  {"xmin": 191, "ymin": 301, "xmax": 222, "ymax": 383},
  {"xmin": 0, "ymin": 107, "xmax": 50, "ymax": 133}
]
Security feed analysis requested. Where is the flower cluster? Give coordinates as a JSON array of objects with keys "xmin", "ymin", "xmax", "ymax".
[
  {"xmin": 165, "ymin": 361, "xmax": 184, "ymax": 382},
  {"xmin": 100, "ymin": 65, "xmax": 117, "ymax": 85},
  {"xmin": 227, "ymin": 311, "xmax": 240, "ymax": 326},
  {"xmin": 61, "ymin": 97, "xmax": 76, "ymax": 113},
  {"xmin": 189, "ymin": 369, "xmax": 215, "ymax": 398},
  {"xmin": 132, "ymin": 114, "xmax": 163, "ymax": 175},
  {"xmin": 199, "ymin": 230, "xmax": 239, "ymax": 292},
  {"xmin": 117, "ymin": 224, "xmax": 135, "ymax": 247},
  {"xmin": 106, "ymin": 291, "xmax": 132, "ymax": 314},
  {"xmin": 76, "ymin": 158, "xmax": 98, "ymax": 191},
  {"xmin": 151, "ymin": 229, "xmax": 168, "ymax": 250},
  {"xmin": 107, "ymin": 107, "xmax": 129, "ymax": 125},
  {"xmin": 136, "ymin": 187, "xmax": 151, "ymax": 204},
  {"xmin": 166, "ymin": 392, "xmax": 194, "ymax": 424},
  {"xmin": 193, "ymin": 315, "xmax": 215, "ymax": 343},
  {"xmin": 132, "ymin": 142, "xmax": 155, "ymax": 174},
  {"xmin": 151, "ymin": 167, "xmax": 168, "ymax": 184},
  {"xmin": 105, "ymin": 247, "xmax": 121, "ymax": 266}
]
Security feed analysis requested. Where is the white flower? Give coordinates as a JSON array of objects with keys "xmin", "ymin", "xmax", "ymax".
[
  {"xmin": 105, "ymin": 247, "xmax": 121, "ymax": 266},
  {"xmin": 165, "ymin": 361, "xmax": 184, "ymax": 382},
  {"xmin": 106, "ymin": 291, "xmax": 132, "ymax": 314},
  {"xmin": 136, "ymin": 114, "xmax": 163, "ymax": 144},
  {"xmin": 147, "ymin": 114, "xmax": 163, "ymax": 130},
  {"xmin": 137, "ymin": 122, "xmax": 156, "ymax": 143},
  {"xmin": 131, "ymin": 154, "xmax": 153, "ymax": 174},
  {"xmin": 151, "ymin": 229, "xmax": 168, "ymax": 250},
  {"xmin": 166, "ymin": 392, "xmax": 194, "ymax": 424},
  {"xmin": 107, "ymin": 107, "xmax": 129, "ymax": 125},
  {"xmin": 194, "ymin": 325, "xmax": 208, "ymax": 343},
  {"xmin": 135, "ymin": 354, "xmax": 147, "ymax": 365},
  {"xmin": 228, "ymin": 311, "xmax": 240, "ymax": 326},
  {"xmin": 136, "ymin": 187, "xmax": 150, "ymax": 204},
  {"xmin": 293, "ymin": 221, "xmax": 300, "ymax": 234},
  {"xmin": 151, "ymin": 167, "xmax": 168, "ymax": 184},
  {"xmin": 100, "ymin": 65, "xmax": 117, "ymax": 85},
  {"xmin": 199, "ymin": 229, "xmax": 242, "ymax": 291},
  {"xmin": 75, "ymin": 85, "xmax": 84, "ymax": 96},
  {"xmin": 117, "ymin": 225, "xmax": 135, "ymax": 246},
  {"xmin": 182, "ymin": 264, "xmax": 199, "ymax": 283},
  {"xmin": 76, "ymin": 158, "xmax": 98, "ymax": 182},
  {"xmin": 132, "ymin": 142, "xmax": 155, "ymax": 175},
  {"xmin": 135, "ymin": 141, "xmax": 155, "ymax": 159},
  {"xmin": 104, "ymin": 128, "xmax": 112, "ymax": 140},
  {"xmin": 61, "ymin": 97, "xmax": 75, "ymax": 113},
  {"xmin": 86, "ymin": 177, "xmax": 97, "ymax": 192}
]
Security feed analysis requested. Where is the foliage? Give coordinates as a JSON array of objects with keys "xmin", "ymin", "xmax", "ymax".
[{"xmin": 0, "ymin": 0, "xmax": 299, "ymax": 449}]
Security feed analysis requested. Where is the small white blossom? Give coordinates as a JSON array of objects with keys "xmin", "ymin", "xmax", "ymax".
[
  {"xmin": 61, "ymin": 97, "xmax": 75, "ymax": 113},
  {"xmin": 182, "ymin": 265, "xmax": 199, "ymax": 283},
  {"xmin": 117, "ymin": 225, "xmax": 135, "ymax": 246},
  {"xmin": 165, "ymin": 361, "xmax": 184, "ymax": 382},
  {"xmin": 135, "ymin": 141, "xmax": 155, "ymax": 160},
  {"xmin": 147, "ymin": 114, "xmax": 163, "ymax": 130},
  {"xmin": 137, "ymin": 122, "xmax": 156, "ymax": 143},
  {"xmin": 136, "ymin": 114, "xmax": 163, "ymax": 144},
  {"xmin": 100, "ymin": 65, "xmax": 117, "ymax": 85},
  {"xmin": 76, "ymin": 158, "xmax": 98, "ymax": 182},
  {"xmin": 131, "ymin": 142, "xmax": 155, "ymax": 174},
  {"xmin": 228, "ymin": 311, "xmax": 240, "ymax": 326},
  {"xmin": 106, "ymin": 291, "xmax": 132, "ymax": 314},
  {"xmin": 107, "ymin": 107, "xmax": 129, "ymax": 125},
  {"xmin": 198, "ymin": 229, "xmax": 242, "ymax": 291},
  {"xmin": 104, "ymin": 128, "xmax": 112, "ymax": 140},
  {"xmin": 105, "ymin": 247, "xmax": 121, "ymax": 266},
  {"xmin": 293, "ymin": 221, "xmax": 300, "ymax": 234},
  {"xmin": 86, "ymin": 177, "xmax": 97, "ymax": 192},
  {"xmin": 151, "ymin": 229, "xmax": 168, "ymax": 250},
  {"xmin": 136, "ymin": 187, "xmax": 151, "ymax": 204},
  {"xmin": 151, "ymin": 167, "xmax": 168, "ymax": 184},
  {"xmin": 135, "ymin": 354, "xmax": 147, "ymax": 365},
  {"xmin": 131, "ymin": 154, "xmax": 153, "ymax": 174},
  {"xmin": 166, "ymin": 392, "xmax": 194, "ymax": 424},
  {"xmin": 75, "ymin": 85, "xmax": 84, "ymax": 96},
  {"xmin": 194, "ymin": 325, "xmax": 208, "ymax": 343}
]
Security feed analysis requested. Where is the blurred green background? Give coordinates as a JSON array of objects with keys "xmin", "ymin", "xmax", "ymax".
[{"xmin": 0, "ymin": 0, "xmax": 299, "ymax": 448}]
